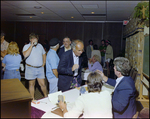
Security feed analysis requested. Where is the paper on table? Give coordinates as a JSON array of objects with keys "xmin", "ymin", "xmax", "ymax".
[
  {"xmin": 48, "ymin": 91, "xmax": 63, "ymax": 105},
  {"xmin": 31, "ymin": 97, "xmax": 56, "ymax": 112}
]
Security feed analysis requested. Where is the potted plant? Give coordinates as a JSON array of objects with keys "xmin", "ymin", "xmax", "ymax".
[{"xmin": 133, "ymin": 2, "xmax": 149, "ymax": 27}]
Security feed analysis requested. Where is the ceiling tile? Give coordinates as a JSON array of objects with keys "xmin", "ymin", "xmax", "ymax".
[{"xmin": 1, "ymin": 1, "xmax": 142, "ymax": 22}]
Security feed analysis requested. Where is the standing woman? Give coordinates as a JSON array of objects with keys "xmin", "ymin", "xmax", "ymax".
[{"xmin": 2, "ymin": 41, "xmax": 22, "ymax": 80}]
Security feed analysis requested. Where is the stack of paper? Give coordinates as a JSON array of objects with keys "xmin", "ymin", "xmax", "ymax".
[{"xmin": 48, "ymin": 91, "xmax": 63, "ymax": 105}]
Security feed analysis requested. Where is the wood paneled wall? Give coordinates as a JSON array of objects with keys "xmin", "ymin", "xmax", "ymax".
[{"xmin": 1, "ymin": 21, "xmax": 124, "ymax": 58}]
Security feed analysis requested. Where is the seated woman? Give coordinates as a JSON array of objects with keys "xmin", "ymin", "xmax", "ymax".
[
  {"xmin": 2, "ymin": 41, "xmax": 22, "ymax": 80},
  {"xmin": 88, "ymin": 54, "xmax": 103, "ymax": 72},
  {"xmin": 91, "ymin": 44, "xmax": 101, "ymax": 61},
  {"xmin": 58, "ymin": 72, "xmax": 112, "ymax": 118}
]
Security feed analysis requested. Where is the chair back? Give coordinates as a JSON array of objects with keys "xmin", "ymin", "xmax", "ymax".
[
  {"xmin": 132, "ymin": 69, "xmax": 138, "ymax": 82},
  {"xmin": 130, "ymin": 67, "xmax": 134, "ymax": 77}
]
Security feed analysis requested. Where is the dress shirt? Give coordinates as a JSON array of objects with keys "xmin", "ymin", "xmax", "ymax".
[
  {"xmin": 73, "ymin": 51, "xmax": 79, "ymax": 76},
  {"xmin": 114, "ymin": 76, "xmax": 124, "ymax": 91},
  {"xmin": 46, "ymin": 49, "xmax": 60, "ymax": 79}
]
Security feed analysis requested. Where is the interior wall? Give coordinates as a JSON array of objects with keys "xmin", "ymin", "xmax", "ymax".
[{"xmin": 1, "ymin": 21, "xmax": 124, "ymax": 58}]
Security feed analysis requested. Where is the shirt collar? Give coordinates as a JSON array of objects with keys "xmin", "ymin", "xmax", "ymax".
[
  {"xmin": 73, "ymin": 51, "xmax": 78, "ymax": 58},
  {"xmin": 50, "ymin": 49, "xmax": 56, "ymax": 53},
  {"xmin": 64, "ymin": 46, "xmax": 71, "ymax": 52},
  {"xmin": 116, "ymin": 76, "xmax": 124, "ymax": 84}
]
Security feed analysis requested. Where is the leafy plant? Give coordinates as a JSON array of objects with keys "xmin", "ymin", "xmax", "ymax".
[{"xmin": 134, "ymin": 2, "xmax": 149, "ymax": 24}]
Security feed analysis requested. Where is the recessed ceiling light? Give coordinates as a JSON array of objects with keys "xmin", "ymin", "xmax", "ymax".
[
  {"xmin": 71, "ymin": 16, "xmax": 74, "ymax": 18},
  {"xmin": 34, "ymin": 6, "xmax": 42, "ymax": 9},
  {"xmin": 91, "ymin": 12, "xmax": 95, "ymax": 14},
  {"xmin": 41, "ymin": 12, "xmax": 44, "ymax": 14}
]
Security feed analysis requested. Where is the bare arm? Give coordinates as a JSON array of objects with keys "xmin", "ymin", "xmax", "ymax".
[
  {"xmin": 2, "ymin": 62, "xmax": 5, "ymax": 67},
  {"xmin": 42, "ymin": 53, "xmax": 46, "ymax": 67},
  {"xmin": 1, "ymin": 50, "xmax": 7, "ymax": 58},
  {"xmin": 52, "ymin": 69, "xmax": 58, "ymax": 78},
  {"xmin": 59, "ymin": 101, "xmax": 68, "ymax": 117},
  {"xmin": 23, "ymin": 41, "xmax": 34, "ymax": 58}
]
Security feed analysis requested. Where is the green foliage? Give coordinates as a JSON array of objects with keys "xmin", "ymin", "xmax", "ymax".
[
  {"xmin": 134, "ymin": 2, "xmax": 149, "ymax": 21},
  {"xmin": 145, "ymin": 6, "xmax": 149, "ymax": 21}
]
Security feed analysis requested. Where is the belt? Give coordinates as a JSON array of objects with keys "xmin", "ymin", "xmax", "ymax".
[
  {"xmin": 26, "ymin": 64, "xmax": 42, "ymax": 68},
  {"xmin": 5, "ymin": 69, "xmax": 19, "ymax": 71}
]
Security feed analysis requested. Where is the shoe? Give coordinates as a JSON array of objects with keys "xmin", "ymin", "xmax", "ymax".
[{"xmin": 32, "ymin": 100, "xmax": 37, "ymax": 104}]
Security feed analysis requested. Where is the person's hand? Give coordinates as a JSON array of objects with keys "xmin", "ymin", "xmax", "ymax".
[
  {"xmin": 96, "ymin": 70, "xmax": 108, "ymax": 82},
  {"xmin": 30, "ymin": 40, "xmax": 34, "ymax": 47},
  {"xmin": 72, "ymin": 64, "xmax": 79, "ymax": 71},
  {"xmin": 58, "ymin": 101, "xmax": 67, "ymax": 111},
  {"xmin": 96, "ymin": 70, "xmax": 104, "ymax": 77},
  {"xmin": 89, "ymin": 58, "xmax": 92, "ymax": 64},
  {"xmin": 42, "ymin": 63, "xmax": 45, "ymax": 67}
]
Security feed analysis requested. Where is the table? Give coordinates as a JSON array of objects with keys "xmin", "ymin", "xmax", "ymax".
[
  {"xmin": 31, "ymin": 83, "xmax": 114, "ymax": 118},
  {"xmin": 1, "ymin": 79, "xmax": 32, "ymax": 118}
]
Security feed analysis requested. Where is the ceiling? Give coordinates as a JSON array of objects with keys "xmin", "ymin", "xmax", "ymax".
[{"xmin": 1, "ymin": 1, "xmax": 142, "ymax": 22}]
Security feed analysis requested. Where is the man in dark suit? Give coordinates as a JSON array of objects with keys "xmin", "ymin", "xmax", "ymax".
[
  {"xmin": 97, "ymin": 57, "xmax": 137, "ymax": 118},
  {"xmin": 58, "ymin": 37, "xmax": 71, "ymax": 58},
  {"xmin": 57, "ymin": 39, "xmax": 84, "ymax": 92}
]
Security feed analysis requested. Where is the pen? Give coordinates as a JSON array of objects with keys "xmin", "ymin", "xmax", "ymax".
[
  {"xmin": 51, "ymin": 106, "xmax": 58, "ymax": 110},
  {"xmin": 39, "ymin": 101, "xmax": 47, "ymax": 104}
]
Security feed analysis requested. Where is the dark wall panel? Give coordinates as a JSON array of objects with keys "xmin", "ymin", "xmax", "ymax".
[
  {"xmin": 1, "ymin": 21, "xmax": 123, "ymax": 59},
  {"xmin": 15, "ymin": 22, "xmax": 33, "ymax": 53},
  {"xmin": 103, "ymin": 23, "xmax": 123, "ymax": 58},
  {"xmin": 47, "ymin": 22, "xmax": 66, "ymax": 45},
  {"xmin": 1, "ymin": 21, "xmax": 15, "ymax": 42},
  {"xmin": 66, "ymin": 22, "xmax": 84, "ymax": 41},
  {"xmin": 84, "ymin": 23, "xmax": 102, "ymax": 49},
  {"xmin": 32, "ymin": 22, "xmax": 47, "ymax": 44}
]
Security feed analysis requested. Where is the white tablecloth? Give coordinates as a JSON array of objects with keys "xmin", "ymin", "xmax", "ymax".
[{"xmin": 31, "ymin": 84, "xmax": 114, "ymax": 118}]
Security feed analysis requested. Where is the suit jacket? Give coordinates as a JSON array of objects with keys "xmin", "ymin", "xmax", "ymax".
[
  {"xmin": 57, "ymin": 50, "xmax": 83, "ymax": 92},
  {"xmin": 106, "ymin": 76, "xmax": 136, "ymax": 118},
  {"xmin": 86, "ymin": 45, "xmax": 92, "ymax": 59},
  {"xmin": 58, "ymin": 47, "xmax": 65, "ymax": 58}
]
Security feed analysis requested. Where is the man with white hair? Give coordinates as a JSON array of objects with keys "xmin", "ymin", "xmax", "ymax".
[
  {"xmin": 46, "ymin": 38, "xmax": 60, "ymax": 94},
  {"xmin": 58, "ymin": 39, "xmax": 84, "ymax": 92}
]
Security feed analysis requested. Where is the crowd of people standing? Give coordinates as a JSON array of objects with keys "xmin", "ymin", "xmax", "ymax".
[{"xmin": 1, "ymin": 31, "xmax": 138, "ymax": 118}]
